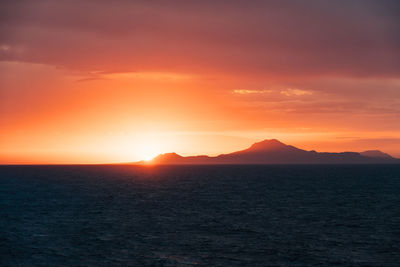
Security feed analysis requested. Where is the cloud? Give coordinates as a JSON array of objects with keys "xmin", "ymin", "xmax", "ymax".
[
  {"xmin": 233, "ymin": 89, "xmax": 272, "ymax": 94},
  {"xmin": 1, "ymin": 0, "xmax": 400, "ymax": 147},
  {"xmin": 280, "ymin": 88, "xmax": 313, "ymax": 96},
  {"xmin": 0, "ymin": 44, "xmax": 11, "ymax": 51},
  {"xmin": 0, "ymin": 0, "xmax": 399, "ymax": 77}
]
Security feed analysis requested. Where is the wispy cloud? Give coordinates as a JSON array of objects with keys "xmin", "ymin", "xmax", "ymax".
[
  {"xmin": 0, "ymin": 44, "xmax": 11, "ymax": 51},
  {"xmin": 233, "ymin": 89, "xmax": 272, "ymax": 94},
  {"xmin": 280, "ymin": 88, "xmax": 313, "ymax": 96}
]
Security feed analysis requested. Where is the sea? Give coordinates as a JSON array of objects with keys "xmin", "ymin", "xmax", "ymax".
[{"xmin": 1, "ymin": 165, "xmax": 399, "ymax": 266}]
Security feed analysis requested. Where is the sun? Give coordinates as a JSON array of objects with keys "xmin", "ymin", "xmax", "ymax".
[
  {"xmin": 136, "ymin": 143, "xmax": 160, "ymax": 161},
  {"xmin": 133, "ymin": 132, "xmax": 180, "ymax": 161},
  {"xmin": 141, "ymin": 150, "xmax": 159, "ymax": 161},
  {"xmin": 134, "ymin": 135, "xmax": 166, "ymax": 161}
]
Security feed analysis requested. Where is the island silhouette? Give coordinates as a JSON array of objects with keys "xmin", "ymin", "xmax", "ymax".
[{"xmin": 135, "ymin": 139, "xmax": 399, "ymax": 165}]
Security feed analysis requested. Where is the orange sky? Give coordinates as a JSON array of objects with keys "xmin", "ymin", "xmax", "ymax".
[{"xmin": 1, "ymin": 1, "xmax": 400, "ymax": 163}]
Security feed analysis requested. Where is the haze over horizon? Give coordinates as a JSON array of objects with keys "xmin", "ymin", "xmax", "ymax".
[{"xmin": 1, "ymin": 0, "xmax": 400, "ymax": 164}]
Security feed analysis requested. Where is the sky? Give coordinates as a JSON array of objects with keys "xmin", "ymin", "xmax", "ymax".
[{"xmin": 1, "ymin": 0, "xmax": 400, "ymax": 163}]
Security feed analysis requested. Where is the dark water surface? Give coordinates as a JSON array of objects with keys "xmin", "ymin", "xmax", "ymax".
[{"xmin": 1, "ymin": 165, "xmax": 400, "ymax": 266}]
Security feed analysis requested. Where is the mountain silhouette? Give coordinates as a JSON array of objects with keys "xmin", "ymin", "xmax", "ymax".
[
  {"xmin": 136, "ymin": 139, "xmax": 399, "ymax": 165},
  {"xmin": 360, "ymin": 150, "xmax": 393, "ymax": 159}
]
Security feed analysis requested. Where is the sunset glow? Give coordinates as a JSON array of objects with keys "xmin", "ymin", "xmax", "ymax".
[
  {"xmin": 134, "ymin": 134, "xmax": 169, "ymax": 161},
  {"xmin": 1, "ymin": 1, "xmax": 400, "ymax": 164}
]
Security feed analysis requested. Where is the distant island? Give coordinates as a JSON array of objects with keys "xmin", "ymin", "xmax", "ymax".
[{"xmin": 135, "ymin": 139, "xmax": 399, "ymax": 165}]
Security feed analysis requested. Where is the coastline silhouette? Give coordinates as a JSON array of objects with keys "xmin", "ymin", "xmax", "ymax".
[{"xmin": 136, "ymin": 139, "xmax": 399, "ymax": 165}]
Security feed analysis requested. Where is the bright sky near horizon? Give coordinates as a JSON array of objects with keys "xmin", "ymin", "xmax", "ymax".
[{"xmin": 1, "ymin": 0, "xmax": 400, "ymax": 163}]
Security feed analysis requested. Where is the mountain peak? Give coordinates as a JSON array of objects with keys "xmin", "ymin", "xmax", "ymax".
[
  {"xmin": 152, "ymin": 152, "xmax": 182, "ymax": 162},
  {"xmin": 247, "ymin": 139, "xmax": 288, "ymax": 151}
]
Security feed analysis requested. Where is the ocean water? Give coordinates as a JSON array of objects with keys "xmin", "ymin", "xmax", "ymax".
[{"xmin": 1, "ymin": 165, "xmax": 399, "ymax": 266}]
